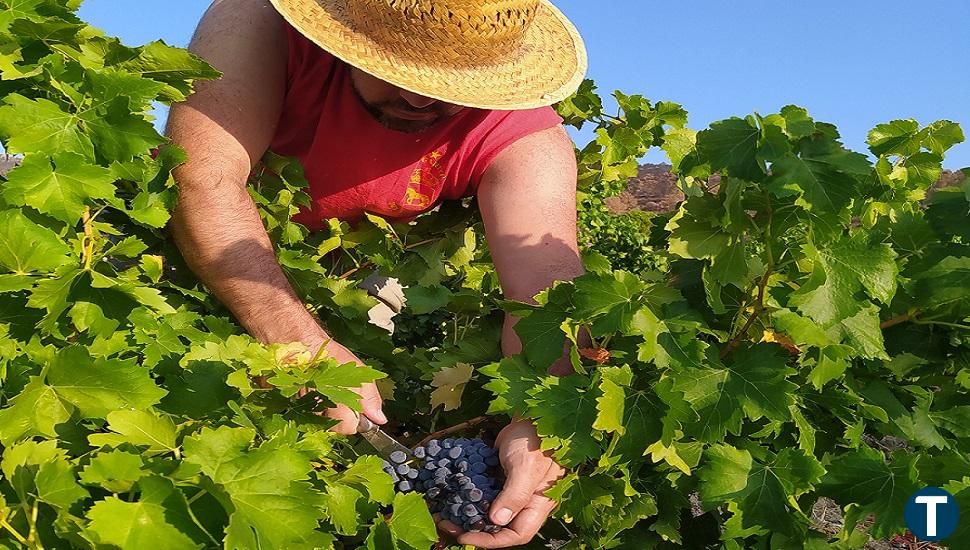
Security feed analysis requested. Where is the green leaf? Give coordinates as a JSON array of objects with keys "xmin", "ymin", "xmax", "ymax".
[
  {"xmin": 480, "ymin": 356, "xmax": 540, "ymax": 416},
  {"xmin": 790, "ymin": 233, "xmax": 897, "ymax": 325},
  {"xmin": 403, "ymin": 285, "xmax": 452, "ymax": 314},
  {"xmin": 0, "ymin": 376, "xmax": 73, "ymax": 446},
  {"xmin": 0, "ymin": 94, "xmax": 94, "ymax": 158},
  {"xmin": 88, "ymin": 409, "xmax": 178, "ymax": 453},
  {"xmin": 672, "ymin": 344, "xmax": 796, "ymax": 441},
  {"xmin": 923, "ymin": 120, "xmax": 964, "ymax": 155},
  {"xmin": 818, "ymin": 447, "xmax": 920, "ymax": 538},
  {"xmin": 47, "ymin": 346, "xmax": 167, "ymax": 418},
  {"xmin": 526, "ymin": 375, "xmax": 601, "ymax": 467},
  {"xmin": 0, "ymin": 208, "xmax": 72, "ymax": 273},
  {"xmin": 183, "ymin": 426, "xmax": 329, "ymax": 549},
  {"xmin": 118, "ymin": 40, "xmax": 221, "ymax": 103},
  {"xmin": 308, "ymin": 361, "xmax": 386, "ymax": 410},
  {"xmin": 388, "ymin": 492, "xmax": 437, "ymax": 550},
  {"xmin": 85, "ymin": 497, "xmax": 199, "ymax": 550},
  {"xmin": 767, "ymin": 141, "xmax": 872, "ymax": 219},
  {"xmin": 665, "ymin": 212, "xmax": 731, "ymax": 260},
  {"xmin": 2, "ymin": 152, "xmax": 115, "ymax": 223},
  {"xmin": 34, "ymin": 456, "xmax": 88, "ymax": 509},
  {"xmin": 696, "ymin": 117, "xmax": 763, "ymax": 181},
  {"xmin": 698, "ymin": 444, "xmax": 752, "ymax": 508},
  {"xmin": 867, "ymin": 119, "xmax": 923, "ymax": 157},
  {"xmin": 593, "ymin": 366, "xmax": 632, "ymax": 434},
  {"xmin": 573, "ymin": 271, "xmax": 645, "ymax": 332},
  {"xmin": 79, "ymin": 450, "xmax": 144, "ymax": 493}
]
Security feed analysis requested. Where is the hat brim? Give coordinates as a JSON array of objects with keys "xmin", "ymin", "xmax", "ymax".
[{"xmin": 268, "ymin": 0, "xmax": 588, "ymax": 110}]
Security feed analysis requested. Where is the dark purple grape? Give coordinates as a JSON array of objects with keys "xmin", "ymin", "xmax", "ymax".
[
  {"xmin": 448, "ymin": 447, "xmax": 463, "ymax": 459},
  {"xmin": 484, "ymin": 524, "xmax": 501, "ymax": 534},
  {"xmin": 470, "ymin": 519, "xmax": 486, "ymax": 532},
  {"xmin": 395, "ymin": 463, "xmax": 409, "ymax": 475},
  {"xmin": 466, "ymin": 488, "xmax": 483, "ymax": 502},
  {"xmin": 406, "ymin": 468, "xmax": 419, "ymax": 480},
  {"xmin": 449, "ymin": 503, "xmax": 462, "ymax": 516},
  {"xmin": 471, "ymin": 461, "xmax": 488, "ymax": 474},
  {"xmin": 413, "ymin": 446, "xmax": 426, "ymax": 459},
  {"xmin": 437, "ymin": 458, "xmax": 451, "ymax": 468},
  {"xmin": 484, "ymin": 455, "xmax": 499, "ymax": 467},
  {"xmin": 398, "ymin": 480, "xmax": 412, "ymax": 492},
  {"xmin": 389, "ymin": 450, "xmax": 408, "ymax": 464},
  {"xmin": 442, "ymin": 439, "xmax": 453, "ymax": 449}
]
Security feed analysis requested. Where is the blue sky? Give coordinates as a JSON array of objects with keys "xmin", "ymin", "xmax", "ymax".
[{"xmin": 76, "ymin": 0, "xmax": 970, "ymax": 169}]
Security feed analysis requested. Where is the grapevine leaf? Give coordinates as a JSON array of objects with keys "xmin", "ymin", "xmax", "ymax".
[
  {"xmin": 2, "ymin": 152, "xmax": 114, "ymax": 223},
  {"xmin": 790, "ymin": 233, "xmax": 897, "ymax": 325},
  {"xmin": 183, "ymin": 426, "xmax": 329, "ymax": 549},
  {"xmin": 807, "ymin": 345, "xmax": 851, "ymax": 390},
  {"xmin": 308, "ymin": 361, "xmax": 386, "ymax": 411},
  {"xmin": 526, "ymin": 375, "xmax": 601, "ymax": 467},
  {"xmin": 429, "ymin": 362, "xmax": 473, "ymax": 411},
  {"xmin": 593, "ymin": 365, "xmax": 631, "ymax": 434},
  {"xmin": 665, "ymin": 212, "xmax": 731, "ymax": 260},
  {"xmin": 910, "ymin": 256, "xmax": 970, "ymax": 314},
  {"xmin": 118, "ymin": 40, "xmax": 222, "ymax": 103},
  {"xmin": 79, "ymin": 450, "xmax": 144, "ymax": 493},
  {"xmin": 85, "ymin": 496, "xmax": 199, "ymax": 550},
  {"xmin": 767, "ymin": 140, "xmax": 871, "ymax": 218},
  {"xmin": 698, "ymin": 444, "xmax": 752, "ymax": 508},
  {"xmin": 0, "ymin": 207, "xmax": 72, "ymax": 273},
  {"xmin": 47, "ymin": 346, "xmax": 167, "ymax": 418},
  {"xmin": 34, "ymin": 456, "xmax": 88, "ymax": 509},
  {"xmin": 672, "ymin": 344, "xmax": 796, "ymax": 441},
  {"xmin": 88, "ymin": 409, "xmax": 178, "ymax": 453},
  {"xmin": 867, "ymin": 119, "xmax": 924, "ymax": 157},
  {"xmin": 387, "ymin": 492, "xmax": 437, "ymax": 550},
  {"xmin": 696, "ymin": 117, "xmax": 763, "ymax": 181},
  {"xmin": 818, "ymin": 447, "xmax": 920, "ymax": 538},
  {"xmin": 480, "ymin": 356, "xmax": 540, "ymax": 416},
  {"xmin": 515, "ymin": 308, "xmax": 569, "ymax": 364},
  {"xmin": 0, "ymin": 376, "xmax": 73, "ymax": 445},
  {"xmin": 922, "ymin": 120, "xmax": 964, "ymax": 156},
  {"xmin": 0, "ymin": 94, "xmax": 94, "ymax": 158},
  {"xmin": 403, "ymin": 285, "xmax": 451, "ymax": 314}
]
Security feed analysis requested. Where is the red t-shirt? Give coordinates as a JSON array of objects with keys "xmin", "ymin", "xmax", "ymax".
[{"xmin": 270, "ymin": 23, "xmax": 564, "ymax": 229}]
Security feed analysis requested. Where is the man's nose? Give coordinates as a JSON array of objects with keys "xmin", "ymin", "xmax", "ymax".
[{"xmin": 400, "ymin": 90, "xmax": 438, "ymax": 109}]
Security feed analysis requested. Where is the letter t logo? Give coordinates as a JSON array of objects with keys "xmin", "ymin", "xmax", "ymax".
[{"xmin": 915, "ymin": 495, "xmax": 950, "ymax": 537}]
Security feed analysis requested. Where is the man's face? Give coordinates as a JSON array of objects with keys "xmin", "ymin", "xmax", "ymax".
[{"xmin": 349, "ymin": 67, "xmax": 466, "ymax": 133}]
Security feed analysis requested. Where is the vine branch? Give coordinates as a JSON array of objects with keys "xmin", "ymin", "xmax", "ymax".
[
  {"xmin": 720, "ymin": 268, "xmax": 772, "ymax": 359},
  {"xmin": 417, "ymin": 416, "xmax": 488, "ymax": 447}
]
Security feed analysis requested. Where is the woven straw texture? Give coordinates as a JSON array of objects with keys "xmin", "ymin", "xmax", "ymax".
[{"xmin": 268, "ymin": 0, "xmax": 587, "ymax": 110}]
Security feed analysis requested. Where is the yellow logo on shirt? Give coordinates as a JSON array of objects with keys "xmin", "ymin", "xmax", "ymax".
[{"xmin": 402, "ymin": 150, "xmax": 445, "ymax": 210}]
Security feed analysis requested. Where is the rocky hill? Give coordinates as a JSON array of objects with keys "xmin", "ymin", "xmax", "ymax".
[
  {"xmin": 0, "ymin": 154, "xmax": 19, "ymax": 176},
  {"xmin": 608, "ymin": 163, "xmax": 966, "ymax": 215}
]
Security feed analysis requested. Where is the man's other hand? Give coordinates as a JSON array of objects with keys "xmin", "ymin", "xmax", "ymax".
[
  {"xmin": 437, "ymin": 419, "xmax": 564, "ymax": 548},
  {"xmin": 286, "ymin": 338, "xmax": 387, "ymax": 435},
  {"xmin": 319, "ymin": 381, "xmax": 386, "ymax": 435}
]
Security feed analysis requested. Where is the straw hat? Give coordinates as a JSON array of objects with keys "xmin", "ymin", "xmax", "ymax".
[{"xmin": 268, "ymin": 0, "xmax": 587, "ymax": 110}]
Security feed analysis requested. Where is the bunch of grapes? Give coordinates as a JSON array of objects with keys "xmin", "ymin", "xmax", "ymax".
[{"xmin": 382, "ymin": 437, "xmax": 503, "ymax": 533}]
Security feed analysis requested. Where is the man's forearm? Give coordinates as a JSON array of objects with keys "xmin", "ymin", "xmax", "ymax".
[{"xmin": 169, "ymin": 162, "xmax": 326, "ymax": 348}]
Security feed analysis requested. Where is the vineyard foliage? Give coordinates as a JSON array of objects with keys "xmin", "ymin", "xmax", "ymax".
[{"xmin": 2, "ymin": 1, "xmax": 970, "ymax": 549}]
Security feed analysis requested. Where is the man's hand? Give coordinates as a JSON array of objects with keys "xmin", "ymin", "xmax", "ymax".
[
  {"xmin": 436, "ymin": 419, "xmax": 564, "ymax": 548},
  {"xmin": 303, "ymin": 338, "xmax": 387, "ymax": 435}
]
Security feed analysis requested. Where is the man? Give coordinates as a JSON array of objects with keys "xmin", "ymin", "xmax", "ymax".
[{"xmin": 166, "ymin": 0, "xmax": 587, "ymax": 547}]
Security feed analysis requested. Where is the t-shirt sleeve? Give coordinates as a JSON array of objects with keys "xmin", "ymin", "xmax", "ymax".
[{"xmin": 464, "ymin": 106, "xmax": 565, "ymax": 193}]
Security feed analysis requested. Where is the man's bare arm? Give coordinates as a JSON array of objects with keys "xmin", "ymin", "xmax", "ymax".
[
  {"xmin": 477, "ymin": 125, "xmax": 586, "ymax": 361},
  {"xmin": 451, "ymin": 125, "xmax": 581, "ymax": 548},
  {"xmin": 165, "ymin": 0, "xmax": 383, "ymax": 431}
]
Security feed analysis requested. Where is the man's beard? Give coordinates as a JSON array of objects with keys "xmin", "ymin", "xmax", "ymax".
[{"xmin": 351, "ymin": 79, "xmax": 454, "ymax": 134}]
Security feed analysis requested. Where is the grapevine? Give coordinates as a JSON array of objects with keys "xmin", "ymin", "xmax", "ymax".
[{"xmin": 0, "ymin": 2, "xmax": 968, "ymax": 549}]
